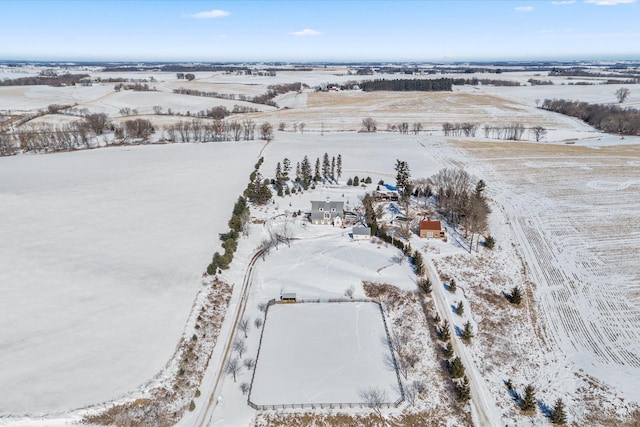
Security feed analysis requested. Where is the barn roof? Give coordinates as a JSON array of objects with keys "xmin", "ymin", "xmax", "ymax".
[{"xmin": 419, "ymin": 220, "xmax": 442, "ymax": 230}]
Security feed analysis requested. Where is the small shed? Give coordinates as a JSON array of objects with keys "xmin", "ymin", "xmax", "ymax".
[
  {"xmin": 280, "ymin": 293, "xmax": 297, "ymax": 303},
  {"xmin": 352, "ymin": 226, "xmax": 372, "ymax": 241},
  {"xmin": 419, "ymin": 220, "xmax": 444, "ymax": 239}
]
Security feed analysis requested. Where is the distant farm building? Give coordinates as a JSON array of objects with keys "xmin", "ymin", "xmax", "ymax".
[
  {"xmin": 352, "ymin": 226, "xmax": 372, "ymax": 241},
  {"xmin": 280, "ymin": 293, "xmax": 297, "ymax": 303},
  {"xmin": 419, "ymin": 220, "xmax": 445, "ymax": 239},
  {"xmin": 373, "ymin": 189, "xmax": 399, "ymax": 201},
  {"xmin": 310, "ymin": 199, "xmax": 344, "ymax": 226}
]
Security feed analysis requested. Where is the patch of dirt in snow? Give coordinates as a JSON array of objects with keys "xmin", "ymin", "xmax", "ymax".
[{"xmin": 82, "ymin": 279, "xmax": 232, "ymax": 427}]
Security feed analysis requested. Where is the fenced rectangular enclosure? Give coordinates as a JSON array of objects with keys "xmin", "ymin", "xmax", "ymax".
[{"xmin": 248, "ymin": 301, "xmax": 402, "ymax": 408}]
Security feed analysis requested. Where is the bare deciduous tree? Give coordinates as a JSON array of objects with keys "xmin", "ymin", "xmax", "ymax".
[
  {"xmin": 240, "ymin": 382, "xmax": 250, "ymax": 395},
  {"xmin": 232, "ymin": 337, "xmax": 246, "ymax": 358},
  {"xmin": 243, "ymin": 358, "xmax": 255, "ymax": 371},
  {"xmin": 238, "ymin": 318, "xmax": 250, "ymax": 338},
  {"xmin": 412, "ymin": 122, "xmax": 423, "ymax": 134},
  {"xmin": 260, "ymin": 121, "xmax": 273, "ymax": 141},
  {"xmin": 254, "ymin": 317, "xmax": 263, "ymax": 329},
  {"xmin": 85, "ymin": 113, "xmax": 109, "ymax": 135},
  {"xmin": 225, "ymin": 357, "xmax": 240, "ymax": 382},
  {"xmin": 616, "ymin": 87, "xmax": 630, "ymax": 103},
  {"xmin": 530, "ymin": 126, "xmax": 547, "ymax": 142},
  {"xmin": 361, "ymin": 117, "xmax": 377, "ymax": 132},
  {"xmin": 360, "ymin": 387, "xmax": 387, "ymax": 419}
]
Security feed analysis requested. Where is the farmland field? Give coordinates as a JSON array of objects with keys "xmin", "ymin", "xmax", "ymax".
[{"xmin": 1, "ymin": 64, "xmax": 640, "ymax": 426}]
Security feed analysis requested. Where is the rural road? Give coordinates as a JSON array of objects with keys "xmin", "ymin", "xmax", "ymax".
[
  {"xmin": 191, "ymin": 247, "xmax": 265, "ymax": 427},
  {"xmin": 425, "ymin": 260, "xmax": 503, "ymax": 427}
]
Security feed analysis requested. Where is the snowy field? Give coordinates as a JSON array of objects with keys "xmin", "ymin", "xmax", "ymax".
[
  {"xmin": 0, "ymin": 142, "xmax": 260, "ymax": 415},
  {"xmin": 250, "ymin": 302, "xmax": 401, "ymax": 406},
  {"xmin": 2, "ymin": 65, "xmax": 640, "ymax": 425}
]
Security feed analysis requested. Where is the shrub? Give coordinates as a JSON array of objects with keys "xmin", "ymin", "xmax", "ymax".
[{"xmin": 484, "ymin": 235, "xmax": 496, "ymax": 249}]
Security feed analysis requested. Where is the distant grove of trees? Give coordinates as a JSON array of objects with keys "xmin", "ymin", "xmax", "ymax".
[
  {"xmin": 541, "ymin": 98, "xmax": 640, "ymax": 136},
  {"xmin": 359, "ymin": 78, "xmax": 453, "ymax": 92},
  {"xmin": 174, "ymin": 82, "xmax": 307, "ymax": 107},
  {"xmin": 0, "ymin": 73, "xmax": 90, "ymax": 87}
]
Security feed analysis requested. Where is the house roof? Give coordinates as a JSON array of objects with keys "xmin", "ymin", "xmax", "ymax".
[
  {"xmin": 352, "ymin": 226, "xmax": 371, "ymax": 236},
  {"xmin": 419, "ymin": 220, "xmax": 442, "ymax": 231},
  {"xmin": 310, "ymin": 200, "xmax": 344, "ymax": 211}
]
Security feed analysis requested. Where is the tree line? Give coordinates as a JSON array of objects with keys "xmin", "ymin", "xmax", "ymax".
[
  {"xmin": 1, "ymin": 115, "xmax": 274, "ymax": 155},
  {"xmin": 173, "ymin": 82, "xmax": 306, "ymax": 107},
  {"xmin": 359, "ymin": 78, "xmax": 453, "ymax": 92},
  {"xmin": 0, "ymin": 73, "xmax": 90, "ymax": 87},
  {"xmin": 541, "ymin": 98, "xmax": 640, "ymax": 136}
]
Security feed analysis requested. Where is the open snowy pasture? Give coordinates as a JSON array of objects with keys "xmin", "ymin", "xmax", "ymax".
[
  {"xmin": 249, "ymin": 302, "xmax": 401, "ymax": 407},
  {"xmin": 0, "ymin": 142, "xmax": 261, "ymax": 415},
  {"xmin": 242, "ymin": 89, "xmax": 597, "ymax": 137},
  {"xmin": 0, "ymin": 84, "xmax": 113, "ymax": 113}
]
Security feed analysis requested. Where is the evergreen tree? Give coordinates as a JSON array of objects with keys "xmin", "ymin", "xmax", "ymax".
[
  {"xmin": 438, "ymin": 320, "xmax": 451, "ymax": 341},
  {"xmin": 475, "ymin": 179, "xmax": 486, "ymax": 199},
  {"xmin": 449, "ymin": 278, "xmax": 457, "ymax": 293},
  {"xmin": 418, "ymin": 277, "xmax": 431, "ymax": 294},
  {"xmin": 456, "ymin": 375, "xmax": 471, "ymax": 402},
  {"xmin": 413, "ymin": 251, "xmax": 425, "ymax": 276},
  {"xmin": 282, "ymin": 157, "xmax": 291, "ymax": 180},
  {"xmin": 336, "ymin": 154, "xmax": 342, "ymax": 181},
  {"xmin": 347, "ymin": 177, "xmax": 353, "ymax": 186},
  {"xmin": 456, "ymin": 301, "xmax": 464, "ymax": 316},
  {"xmin": 550, "ymin": 398, "xmax": 567, "ymax": 425},
  {"xmin": 295, "ymin": 162, "xmax": 301, "ymax": 184},
  {"xmin": 331, "ymin": 156, "xmax": 336, "ymax": 181},
  {"xmin": 444, "ymin": 342, "xmax": 454, "ymax": 359},
  {"xmin": 521, "ymin": 384, "xmax": 536, "ymax": 413},
  {"xmin": 449, "ymin": 357, "xmax": 465, "ymax": 378},
  {"xmin": 301, "ymin": 156, "xmax": 312, "ymax": 189},
  {"xmin": 353, "ymin": 176, "xmax": 360, "ymax": 186},
  {"xmin": 314, "ymin": 157, "xmax": 321, "ymax": 182},
  {"xmin": 275, "ymin": 162, "xmax": 283, "ymax": 184},
  {"xmin": 365, "ymin": 176, "xmax": 372, "ymax": 184},
  {"xmin": 484, "ymin": 235, "xmax": 496, "ymax": 249},
  {"xmin": 461, "ymin": 321, "xmax": 474, "ymax": 344},
  {"xmin": 322, "ymin": 152, "xmax": 331, "ymax": 180},
  {"xmin": 394, "ymin": 159, "xmax": 413, "ymax": 204},
  {"xmin": 510, "ymin": 286, "xmax": 522, "ymax": 305}
]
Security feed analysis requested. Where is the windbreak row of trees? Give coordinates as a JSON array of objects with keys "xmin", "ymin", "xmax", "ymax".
[
  {"xmin": 359, "ymin": 78, "xmax": 453, "ymax": 92},
  {"xmin": 1, "ymin": 115, "xmax": 275, "ymax": 155},
  {"xmin": 173, "ymin": 82, "xmax": 306, "ymax": 107},
  {"xmin": 541, "ymin": 98, "xmax": 640, "ymax": 135}
]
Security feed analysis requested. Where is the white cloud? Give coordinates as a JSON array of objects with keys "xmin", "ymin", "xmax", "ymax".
[
  {"xmin": 186, "ymin": 9, "xmax": 230, "ymax": 19},
  {"xmin": 551, "ymin": 0, "xmax": 576, "ymax": 4},
  {"xmin": 290, "ymin": 29, "xmax": 321, "ymax": 36},
  {"xmin": 585, "ymin": 0, "xmax": 635, "ymax": 4},
  {"xmin": 515, "ymin": 5, "xmax": 534, "ymax": 11}
]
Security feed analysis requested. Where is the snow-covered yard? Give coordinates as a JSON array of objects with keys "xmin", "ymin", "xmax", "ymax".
[{"xmin": 250, "ymin": 301, "xmax": 401, "ymax": 407}]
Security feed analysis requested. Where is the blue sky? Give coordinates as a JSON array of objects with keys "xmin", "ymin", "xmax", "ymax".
[{"xmin": 0, "ymin": 0, "xmax": 638, "ymax": 62}]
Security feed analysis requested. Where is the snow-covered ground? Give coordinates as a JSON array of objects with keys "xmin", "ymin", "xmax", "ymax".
[
  {"xmin": 2, "ymin": 65, "xmax": 639, "ymax": 426},
  {"xmin": 250, "ymin": 302, "xmax": 400, "ymax": 406},
  {"xmin": 0, "ymin": 142, "xmax": 260, "ymax": 415}
]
